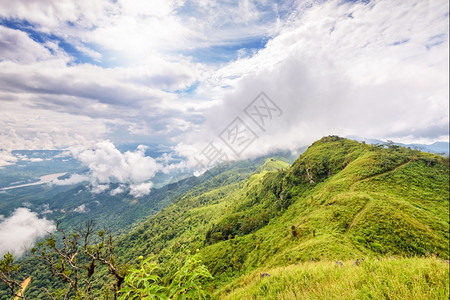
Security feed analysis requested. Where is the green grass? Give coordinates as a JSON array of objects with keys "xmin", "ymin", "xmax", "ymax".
[
  {"xmin": 220, "ymin": 257, "xmax": 450, "ymax": 300},
  {"xmin": 10, "ymin": 136, "xmax": 448, "ymax": 299},
  {"xmin": 112, "ymin": 136, "xmax": 448, "ymax": 294},
  {"xmin": 193, "ymin": 137, "xmax": 449, "ymax": 291}
]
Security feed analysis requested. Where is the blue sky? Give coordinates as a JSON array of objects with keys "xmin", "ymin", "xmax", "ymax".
[{"xmin": 0, "ymin": 0, "xmax": 448, "ymax": 168}]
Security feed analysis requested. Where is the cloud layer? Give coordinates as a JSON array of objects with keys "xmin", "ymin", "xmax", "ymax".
[
  {"xmin": 0, "ymin": 0, "xmax": 448, "ymax": 170},
  {"xmin": 0, "ymin": 208, "xmax": 56, "ymax": 257},
  {"xmin": 0, "ymin": 0, "xmax": 285, "ymax": 153},
  {"xmin": 178, "ymin": 0, "xmax": 449, "ymax": 162}
]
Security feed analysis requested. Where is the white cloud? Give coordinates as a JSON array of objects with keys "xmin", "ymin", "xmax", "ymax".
[
  {"xmin": 129, "ymin": 182, "xmax": 153, "ymax": 198},
  {"xmin": 0, "ymin": 208, "xmax": 56, "ymax": 257},
  {"xmin": 0, "ymin": 0, "xmax": 447, "ymax": 168},
  {"xmin": 69, "ymin": 141, "xmax": 160, "ymax": 197},
  {"xmin": 26, "ymin": 158, "xmax": 44, "ymax": 162},
  {"xmin": 74, "ymin": 141, "xmax": 159, "ymax": 183},
  {"xmin": 0, "ymin": 102, "xmax": 108, "ymax": 151},
  {"xmin": 0, "ymin": 0, "xmax": 279, "ymax": 54},
  {"xmin": 0, "ymin": 0, "xmax": 283, "ymax": 153},
  {"xmin": 0, "ymin": 0, "xmax": 111, "ymax": 30},
  {"xmin": 0, "ymin": 150, "xmax": 18, "ymax": 168},
  {"xmin": 90, "ymin": 183, "xmax": 109, "ymax": 194},
  {"xmin": 14, "ymin": 154, "xmax": 45, "ymax": 162},
  {"xmin": 0, "ymin": 0, "xmax": 276, "ymax": 60},
  {"xmin": 72, "ymin": 204, "xmax": 88, "ymax": 213},
  {"xmin": 40, "ymin": 204, "xmax": 53, "ymax": 214},
  {"xmin": 180, "ymin": 0, "xmax": 449, "ymax": 160},
  {"xmin": 110, "ymin": 185, "xmax": 125, "ymax": 196},
  {"xmin": 0, "ymin": 53, "xmax": 208, "ymax": 152},
  {"xmin": 0, "ymin": 26, "xmax": 54, "ymax": 63}
]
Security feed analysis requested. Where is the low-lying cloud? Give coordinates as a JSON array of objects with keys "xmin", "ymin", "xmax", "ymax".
[
  {"xmin": 0, "ymin": 150, "xmax": 18, "ymax": 168},
  {"xmin": 72, "ymin": 204, "xmax": 89, "ymax": 213},
  {"xmin": 68, "ymin": 141, "xmax": 161, "ymax": 197},
  {"xmin": 0, "ymin": 208, "xmax": 56, "ymax": 257},
  {"xmin": 129, "ymin": 182, "xmax": 153, "ymax": 198}
]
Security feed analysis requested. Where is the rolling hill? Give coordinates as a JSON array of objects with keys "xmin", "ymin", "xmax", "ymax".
[
  {"xmin": 113, "ymin": 136, "xmax": 449, "ymax": 298},
  {"xmin": 1, "ymin": 136, "xmax": 448, "ymax": 299}
]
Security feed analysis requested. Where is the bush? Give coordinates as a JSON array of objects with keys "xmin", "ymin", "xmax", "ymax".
[
  {"xmin": 169, "ymin": 251, "xmax": 213, "ymax": 299},
  {"xmin": 117, "ymin": 257, "xmax": 167, "ymax": 300}
]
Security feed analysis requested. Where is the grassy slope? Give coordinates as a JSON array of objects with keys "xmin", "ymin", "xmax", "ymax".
[
  {"xmin": 115, "ymin": 136, "xmax": 450, "ymax": 298},
  {"xmin": 198, "ymin": 138, "xmax": 448, "ymax": 288},
  {"xmin": 222, "ymin": 257, "xmax": 449, "ymax": 300},
  {"xmin": 114, "ymin": 158, "xmax": 289, "ymax": 278},
  {"xmin": 6, "ymin": 137, "xmax": 447, "ymax": 299}
]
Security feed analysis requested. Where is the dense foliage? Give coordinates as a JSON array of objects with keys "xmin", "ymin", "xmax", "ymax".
[
  {"xmin": 1, "ymin": 136, "xmax": 449, "ymax": 299},
  {"xmin": 115, "ymin": 136, "xmax": 449, "ymax": 296}
]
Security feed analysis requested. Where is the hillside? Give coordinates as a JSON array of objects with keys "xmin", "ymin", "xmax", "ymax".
[
  {"xmin": 2, "ymin": 155, "xmax": 285, "ymax": 299},
  {"xmin": 222, "ymin": 257, "xmax": 449, "ymax": 299},
  {"xmin": 114, "ymin": 136, "xmax": 449, "ymax": 297},
  {"xmin": 2, "ymin": 136, "xmax": 448, "ymax": 299},
  {"xmin": 114, "ymin": 157, "xmax": 292, "ymax": 276}
]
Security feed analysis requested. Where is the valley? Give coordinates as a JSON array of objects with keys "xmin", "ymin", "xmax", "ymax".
[
  {"xmin": 0, "ymin": 173, "xmax": 67, "ymax": 191},
  {"xmin": 1, "ymin": 1, "xmax": 448, "ymax": 299},
  {"xmin": 0, "ymin": 137, "xmax": 449, "ymax": 299}
]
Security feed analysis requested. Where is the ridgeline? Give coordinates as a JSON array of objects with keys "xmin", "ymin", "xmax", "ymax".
[{"xmin": 2, "ymin": 136, "xmax": 448, "ymax": 299}]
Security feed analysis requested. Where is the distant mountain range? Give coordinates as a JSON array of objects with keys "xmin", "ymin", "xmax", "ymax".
[{"xmin": 347, "ymin": 136, "xmax": 449, "ymax": 155}]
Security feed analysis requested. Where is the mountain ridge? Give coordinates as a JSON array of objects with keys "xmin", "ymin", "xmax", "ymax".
[
  {"xmin": 112, "ymin": 136, "xmax": 449, "ymax": 296},
  {"xmin": 1, "ymin": 136, "xmax": 448, "ymax": 299}
]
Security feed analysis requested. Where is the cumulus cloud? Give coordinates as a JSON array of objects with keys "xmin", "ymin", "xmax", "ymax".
[
  {"xmin": 90, "ymin": 184, "xmax": 109, "ymax": 194},
  {"xmin": 74, "ymin": 142, "xmax": 159, "ymax": 183},
  {"xmin": 110, "ymin": 185, "xmax": 125, "ymax": 196},
  {"xmin": 0, "ymin": 150, "xmax": 18, "ymax": 168},
  {"xmin": 129, "ymin": 182, "xmax": 153, "ymax": 198},
  {"xmin": 67, "ymin": 141, "xmax": 160, "ymax": 197},
  {"xmin": 0, "ymin": 208, "xmax": 56, "ymax": 257},
  {"xmin": 72, "ymin": 204, "xmax": 89, "ymax": 213}
]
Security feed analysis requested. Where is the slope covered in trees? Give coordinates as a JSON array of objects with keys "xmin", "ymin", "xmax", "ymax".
[
  {"xmin": 114, "ymin": 136, "xmax": 449, "ymax": 297},
  {"xmin": 1, "ymin": 136, "xmax": 449, "ymax": 299}
]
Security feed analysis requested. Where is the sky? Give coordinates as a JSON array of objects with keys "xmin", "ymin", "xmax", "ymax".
[
  {"xmin": 0, "ymin": 0, "xmax": 448, "ymax": 171},
  {"xmin": 0, "ymin": 0, "xmax": 449, "ymax": 257}
]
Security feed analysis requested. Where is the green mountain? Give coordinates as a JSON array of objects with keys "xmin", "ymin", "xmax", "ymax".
[
  {"xmin": 113, "ymin": 136, "xmax": 449, "ymax": 297},
  {"xmin": 1, "ymin": 155, "xmax": 285, "ymax": 299},
  {"xmin": 2, "ymin": 136, "xmax": 449, "ymax": 299}
]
